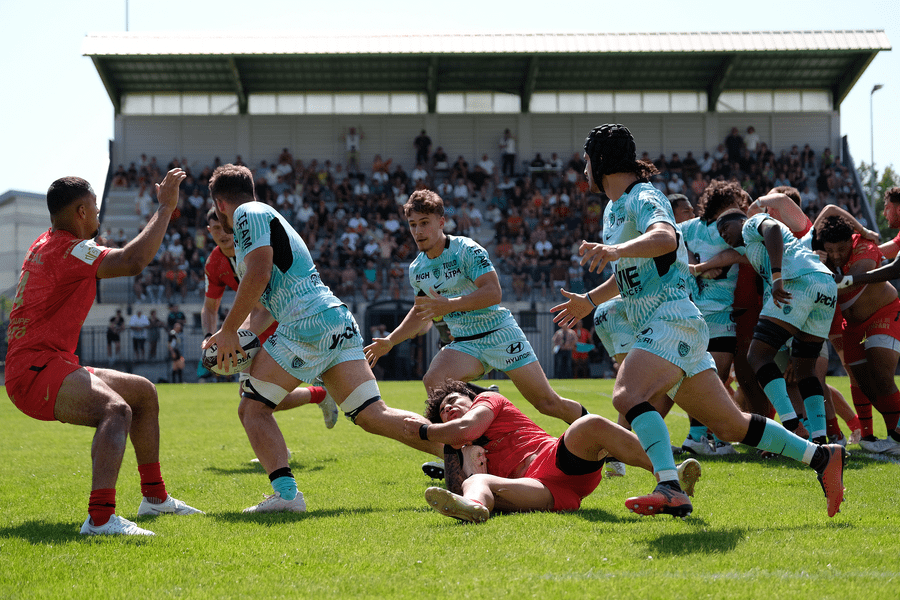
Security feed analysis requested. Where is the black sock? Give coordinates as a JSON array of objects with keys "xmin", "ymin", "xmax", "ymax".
[
  {"xmin": 809, "ymin": 447, "xmax": 828, "ymax": 472},
  {"xmin": 658, "ymin": 479, "xmax": 682, "ymax": 492}
]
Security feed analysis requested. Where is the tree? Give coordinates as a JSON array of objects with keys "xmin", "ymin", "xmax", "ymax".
[{"xmin": 857, "ymin": 162, "xmax": 899, "ymax": 239}]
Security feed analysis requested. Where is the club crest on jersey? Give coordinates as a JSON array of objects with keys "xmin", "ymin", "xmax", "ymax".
[
  {"xmin": 678, "ymin": 341, "xmax": 690, "ymax": 357},
  {"xmin": 783, "ymin": 305, "xmax": 792, "ymax": 315},
  {"xmin": 433, "ymin": 268, "xmax": 442, "ymax": 279},
  {"xmin": 291, "ymin": 357, "xmax": 305, "ymax": 369}
]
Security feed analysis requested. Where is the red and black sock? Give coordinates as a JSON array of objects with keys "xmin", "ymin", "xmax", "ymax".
[
  {"xmin": 138, "ymin": 462, "xmax": 167, "ymax": 504},
  {"xmin": 873, "ymin": 390, "xmax": 900, "ymax": 440},
  {"xmin": 851, "ymin": 385, "xmax": 874, "ymax": 438},
  {"xmin": 88, "ymin": 488, "xmax": 116, "ymax": 527}
]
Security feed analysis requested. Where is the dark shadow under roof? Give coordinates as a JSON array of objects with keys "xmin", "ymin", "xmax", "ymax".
[{"xmin": 83, "ymin": 30, "xmax": 891, "ymax": 114}]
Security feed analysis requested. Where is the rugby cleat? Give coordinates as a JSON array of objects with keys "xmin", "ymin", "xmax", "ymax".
[
  {"xmin": 320, "ymin": 393, "xmax": 339, "ymax": 429},
  {"xmin": 827, "ymin": 432, "xmax": 847, "ymax": 448},
  {"xmin": 859, "ymin": 436, "xmax": 900, "ymax": 456},
  {"xmin": 80, "ymin": 514, "xmax": 155, "ymax": 536},
  {"xmin": 605, "ymin": 460, "xmax": 626, "ymax": 477},
  {"xmin": 242, "ymin": 491, "xmax": 307, "ymax": 514},
  {"xmin": 625, "ymin": 483, "xmax": 693, "ymax": 518},
  {"xmin": 814, "ymin": 444, "xmax": 847, "ymax": 517},
  {"xmin": 422, "ymin": 461, "xmax": 445, "ymax": 480},
  {"xmin": 137, "ymin": 495, "xmax": 205, "ymax": 516},
  {"xmin": 711, "ymin": 440, "xmax": 737, "ymax": 455},
  {"xmin": 424, "ymin": 487, "xmax": 489, "ymax": 523},
  {"xmin": 681, "ymin": 435, "xmax": 715, "ymax": 455},
  {"xmin": 677, "ymin": 458, "xmax": 702, "ymax": 497}
]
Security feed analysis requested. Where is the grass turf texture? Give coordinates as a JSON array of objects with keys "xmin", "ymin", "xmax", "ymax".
[{"xmin": 1, "ymin": 378, "xmax": 898, "ymax": 600}]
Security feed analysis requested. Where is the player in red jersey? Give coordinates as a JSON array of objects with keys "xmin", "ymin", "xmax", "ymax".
[
  {"xmin": 404, "ymin": 380, "xmax": 700, "ymax": 523},
  {"xmin": 5, "ymin": 170, "xmax": 203, "ymax": 536},
  {"xmin": 818, "ymin": 213, "xmax": 900, "ymax": 455},
  {"xmin": 201, "ymin": 208, "xmax": 339, "ymax": 439}
]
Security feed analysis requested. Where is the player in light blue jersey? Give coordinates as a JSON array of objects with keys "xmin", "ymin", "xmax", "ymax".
[
  {"xmin": 365, "ymin": 189, "xmax": 586, "ymax": 426},
  {"xmin": 717, "ymin": 208, "xmax": 837, "ymax": 444},
  {"xmin": 204, "ymin": 165, "xmax": 442, "ymax": 514},
  {"xmin": 678, "ymin": 182, "xmax": 748, "ymax": 455},
  {"xmin": 553, "ymin": 124, "xmax": 845, "ymax": 518}
]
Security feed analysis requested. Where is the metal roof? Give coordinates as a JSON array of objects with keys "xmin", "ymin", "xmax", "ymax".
[{"xmin": 83, "ymin": 30, "xmax": 890, "ymax": 114}]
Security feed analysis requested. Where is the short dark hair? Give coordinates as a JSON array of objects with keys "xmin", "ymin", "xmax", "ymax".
[
  {"xmin": 770, "ymin": 186, "xmax": 802, "ymax": 206},
  {"xmin": 423, "ymin": 379, "xmax": 475, "ymax": 423},
  {"xmin": 403, "ymin": 189, "xmax": 444, "ymax": 218},
  {"xmin": 816, "ymin": 215, "xmax": 854, "ymax": 244},
  {"xmin": 47, "ymin": 176, "xmax": 94, "ymax": 216},
  {"xmin": 208, "ymin": 164, "xmax": 255, "ymax": 205},
  {"xmin": 697, "ymin": 180, "xmax": 746, "ymax": 222},
  {"xmin": 885, "ymin": 187, "xmax": 900, "ymax": 205},
  {"xmin": 206, "ymin": 206, "xmax": 220, "ymax": 224}
]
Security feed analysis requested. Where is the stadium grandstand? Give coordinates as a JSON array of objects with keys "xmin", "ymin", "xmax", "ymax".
[{"xmin": 2, "ymin": 30, "xmax": 890, "ymax": 384}]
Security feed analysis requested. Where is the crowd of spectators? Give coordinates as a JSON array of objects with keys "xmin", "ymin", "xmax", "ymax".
[{"xmin": 106, "ymin": 125, "xmax": 868, "ymax": 310}]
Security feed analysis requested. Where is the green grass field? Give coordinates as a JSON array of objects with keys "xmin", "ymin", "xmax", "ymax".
[{"xmin": 1, "ymin": 378, "xmax": 898, "ymax": 599}]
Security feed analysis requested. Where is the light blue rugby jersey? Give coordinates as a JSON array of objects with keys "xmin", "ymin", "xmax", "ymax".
[
  {"xmin": 408, "ymin": 235, "xmax": 516, "ymax": 338},
  {"xmin": 602, "ymin": 181, "xmax": 700, "ymax": 328},
  {"xmin": 233, "ymin": 202, "xmax": 342, "ymax": 323},
  {"xmin": 681, "ymin": 217, "xmax": 738, "ymax": 314},
  {"xmin": 738, "ymin": 213, "xmax": 831, "ymax": 289}
]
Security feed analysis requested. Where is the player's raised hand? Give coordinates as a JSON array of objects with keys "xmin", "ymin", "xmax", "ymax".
[
  {"xmin": 364, "ymin": 337, "xmax": 394, "ymax": 367},
  {"xmin": 155, "ymin": 168, "xmax": 186, "ymax": 213},
  {"xmin": 550, "ymin": 288, "xmax": 594, "ymax": 329}
]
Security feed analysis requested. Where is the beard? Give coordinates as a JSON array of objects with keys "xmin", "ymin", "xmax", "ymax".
[{"xmin": 214, "ymin": 207, "xmax": 234, "ymax": 234}]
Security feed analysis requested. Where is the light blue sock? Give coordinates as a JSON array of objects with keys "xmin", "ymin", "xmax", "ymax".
[
  {"xmin": 688, "ymin": 424, "xmax": 708, "ymax": 440},
  {"xmin": 271, "ymin": 476, "xmax": 297, "ymax": 501},
  {"xmin": 803, "ymin": 394, "xmax": 826, "ymax": 439},
  {"xmin": 763, "ymin": 378, "xmax": 797, "ymax": 422},
  {"xmin": 631, "ymin": 410, "xmax": 678, "ymax": 482},
  {"xmin": 757, "ymin": 418, "xmax": 815, "ymax": 463}
]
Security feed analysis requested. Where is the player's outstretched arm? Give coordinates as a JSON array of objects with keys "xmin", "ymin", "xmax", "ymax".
[
  {"xmin": 402, "ymin": 405, "xmax": 494, "ymax": 447},
  {"xmin": 364, "ymin": 305, "xmax": 427, "ymax": 367},
  {"xmin": 97, "ymin": 168, "xmax": 185, "ymax": 278},
  {"xmin": 690, "ymin": 248, "xmax": 747, "ymax": 277},
  {"xmin": 551, "ymin": 275, "xmax": 618, "ymax": 329}
]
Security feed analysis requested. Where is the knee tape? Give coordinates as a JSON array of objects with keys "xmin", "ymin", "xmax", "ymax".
[
  {"xmin": 753, "ymin": 319, "xmax": 793, "ymax": 350},
  {"xmin": 241, "ymin": 376, "xmax": 290, "ymax": 409},
  {"xmin": 341, "ymin": 379, "xmax": 382, "ymax": 423}
]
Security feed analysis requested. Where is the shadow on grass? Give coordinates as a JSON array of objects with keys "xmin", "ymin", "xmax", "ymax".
[
  {"xmin": 0, "ymin": 520, "xmax": 154, "ymax": 545},
  {"xmin": 209, "ymin": 507, "xmax": 379, "ymax": 524},
  {"xmin": 204, "ymin": 463, "xmax": 327, "ymax": 476},
  {"xmin": 640, "ymin": 525, "xmax": 746, "ymax": 556},
  {"xmin": 575, "ymin": 508, "xmax": 628, "ymax": 524}
]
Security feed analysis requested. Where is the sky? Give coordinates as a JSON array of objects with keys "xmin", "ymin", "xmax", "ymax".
[{"xmin": 0, "ymin": 0, "xmax": 897, "ymax": 198}]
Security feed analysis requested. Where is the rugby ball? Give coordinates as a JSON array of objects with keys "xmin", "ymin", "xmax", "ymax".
[{"xmin": 202, "ymin": 329, "xmax": 261, "ymax": 375}]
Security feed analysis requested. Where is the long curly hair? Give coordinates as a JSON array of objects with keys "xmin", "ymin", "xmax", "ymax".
[
  {"xmin": 423, "ymin": 379, "xmax": 476, "ymax": 423},
  {"xmin": 697, "ymin": 180, "xmax": 748, "ymax": 223}
]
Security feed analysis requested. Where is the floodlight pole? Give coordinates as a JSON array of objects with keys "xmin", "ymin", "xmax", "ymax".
[
  {"xmin": 125, "ymin": 0, "xmax": 129, "ymax": 31},
  {"xmin": 870, "ymin": 84, "xmax": 884, "ymax": 196}
]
